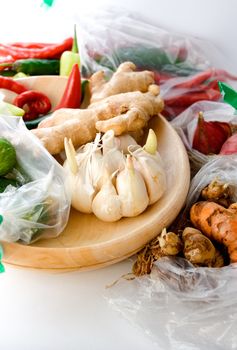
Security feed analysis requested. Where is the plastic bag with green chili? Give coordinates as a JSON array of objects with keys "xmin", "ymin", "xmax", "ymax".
[
  {"xmin": 0, "ymin": 115, "xmax": 70, "ymax": 244},
  {"xmin": 77, "ymin": 7, "xmax": 210, "ymax": 79}
]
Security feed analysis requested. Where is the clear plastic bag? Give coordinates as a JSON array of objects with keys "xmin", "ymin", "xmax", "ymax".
[
  {"xmin": 0, "ymin": 115, "xmax": 70, "ymax": 244},
  {"xmin": 77, "ymin": 7, "xmax": 210, "ymax": 79},
  {"xmin": 75, "ymin": 7, "xmax": 237, "ymax": 120},
  {"xmin": 171, "ymin": 101, "xmax": 237, "ymax": 175},
  {"xmin": 105, "ymin": 155, "xmax": 237, "ymax": 350}
]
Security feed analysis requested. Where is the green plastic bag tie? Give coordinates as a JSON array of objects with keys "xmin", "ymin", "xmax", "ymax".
[
  {"xmin": 41, "ymin": 0, "xmax": 54, "ymax": 8},
  {"xmin": 0, "ymin": 245, "xmax": 5, "ymax": 273},
  {"xmin": 218, "ymin": 81, "xmax": 237, "ymax": 110}
]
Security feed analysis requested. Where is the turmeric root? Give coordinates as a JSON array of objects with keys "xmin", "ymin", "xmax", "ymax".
[
  {"xmin": 33, "ymin": 85, "xmax": 164, "ymax": 154},
  {"xmin": 90, "ymin": 61, "xmax": 155, "ymax": 104},
  {"xmin": 190, "ymin": 201, "xmax": 237, "ymax": 263}
]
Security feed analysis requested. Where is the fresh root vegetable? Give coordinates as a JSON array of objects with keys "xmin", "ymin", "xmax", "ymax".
[
  {"xmin": 34, "ymin": 82, "xmax": 163, "ymax": 155},
  {"xmin": 201, "ymin": 179, "xmax": 232, "ymax": 207},
  {"xmin": 190, "ymin": 201, "xmax": 237, "ymax": 263},
  {"xmin": 182, "ymin": 227, "xmax": 224, "ymax": 267},
  {"xmin": 132, "ymin": 228, "xmax": 182, "ymax": 276},
  {"xmin": 90, "ymin": 61, "xmax": 155, "ymax": 104},
  {"xmin": 192, "ymin": 111, "xmax": 231, "ymax": 155}
]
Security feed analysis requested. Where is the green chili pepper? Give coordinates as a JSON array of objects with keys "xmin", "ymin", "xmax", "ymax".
[
  {"xmin": 0, "ymin": 58, "xmax": 60, "ymax": 76},
  {"xmin": 96, "ymin": 45, "xmax": 188, "ymax": 72},
  {"xmin": 60, "ymin": 25, "xmax": 80, "ymax": 76},
  {"xmin": 0, "ymin": 101, "xmax": 25, "ymax": 116}
]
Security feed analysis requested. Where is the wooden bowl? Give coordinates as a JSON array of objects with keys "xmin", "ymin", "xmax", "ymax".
[{"xmin": 0, "ymin": 76, "xmax": 190, "ymax": 271}]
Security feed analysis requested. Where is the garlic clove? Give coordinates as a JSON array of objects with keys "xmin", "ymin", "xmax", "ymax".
[
  {"xmin": 116, "ymin": 155, "xmax": 149, "ymax": 217},
  {"xmin": 92, "ymin": 178, "xmax": 122, "ymax": 222},
  {"xmin": 64, "ymin": 138, "xmax": 78, "ymax": 175},
  {"xmin": 129, "ymin": 145, "xmax": 166, "ymax": 205}
]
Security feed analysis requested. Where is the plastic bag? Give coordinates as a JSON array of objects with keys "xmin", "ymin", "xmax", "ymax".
[
  {"xmin": 77, "ymin": 7, "xmax": 210, "ymax": 78},
  {"xmin": 171, "ymin": 101, "xmax": 237, "ymax": 175},
  {"xmin": 75, "ymin": 7, "xmax": 237, "ymax": 120},
  {"xmin": 105, "ymin": 155, "xmax": 237, "ymax": 350},
  {"xmin": 0, "ymin": 115, "xmax": 70, "ymax": 244}
]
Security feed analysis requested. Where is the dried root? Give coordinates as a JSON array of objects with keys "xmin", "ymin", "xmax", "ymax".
[{"xmin": 132, "ymin": 228, "xmax": 182, "ymax": 276}]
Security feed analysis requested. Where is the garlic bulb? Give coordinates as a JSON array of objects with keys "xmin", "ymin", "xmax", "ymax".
[
  {"xmin": 92, "ymin": 173, "xmax": 122, "ymax": 222},
  {"xmin": 128, "ymin": 129, "xmax": 166, "ymax": 205},
  {"xmin": 116, "ymin": 155, "xmax": 149, "ymax": 217}
]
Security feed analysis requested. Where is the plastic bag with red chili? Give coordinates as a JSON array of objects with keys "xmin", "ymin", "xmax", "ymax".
[{"xmin": 161, "ymin": 69, "xmax": 237, "ymax": 120}]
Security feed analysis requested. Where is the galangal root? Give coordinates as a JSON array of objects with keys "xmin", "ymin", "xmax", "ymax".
[
  {"xmin": 190, "ymin": 201, "xmax": 237, "ymax": 263},
  {"xmin": 33, "ymin": 84, "xmax": 163, "ymax": 154},
  {"xmin": 182, "ymin": 227, "xmax": 224, "ymax": 267}
]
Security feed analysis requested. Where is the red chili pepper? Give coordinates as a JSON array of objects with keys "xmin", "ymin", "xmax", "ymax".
[
  {"xmin": 54, "ymin": 63, "xmax": 81, "ymax": 110},
  {"xmin": 13, "ymin": 91, "xmax": 51, "ymax": 121},
  {"xmin": 174, "ymin": 69, "xmax": 237, "ymax": 90},
  {"xmin": 0, "ymin": 76, "xmax": 28, "ymax": 94},
  {"xmin": 165, "ymin": 88, "xmax": 221, "ymax": 107},
  {"xmin": 0, "ymin": 37, "xmax": 73, "ymax": 60},
  {"xmin": 9, "ymin": 42, "xmax": 55, "ymax": 49}
]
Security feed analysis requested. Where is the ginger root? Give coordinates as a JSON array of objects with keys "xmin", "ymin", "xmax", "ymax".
[
  {"xmin": 182, "ymin": 227, "xmax": 224, "ymax": 267},
  {"xmin": 34, "ymin": 85, "xmax": 163, "ymax": 154},
  {"xmin": 190, "ymin": 201, "xmax": 237, "ymax": 263},
  {"xmin": 90, "ymin": 61, "xmax": 155, "ymax": 104}
]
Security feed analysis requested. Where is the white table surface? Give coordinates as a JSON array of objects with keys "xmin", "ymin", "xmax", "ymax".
[
  {"xmin": 0, "ymin": 259, "xmax": 160, "ymax": 350},
  {"xmin": 1, "ymin": 1, "xmax": 236, "ymax": 349}
]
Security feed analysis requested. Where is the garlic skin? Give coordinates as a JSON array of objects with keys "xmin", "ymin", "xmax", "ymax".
[
  {"xmin": 116, "ymin": 155, "xmax": 149, "ymax": 217},
  {"xmin": 64, "ymin": 158, "xmax": 96, "ymax": 213},
  {"xmin": 102, "ymin": 130, "xmax": 125, "ymax": 174},
  {"xmin": 114, "ymin": 134, "xmax": 138, "ymax": 153},
  {"xmin": 63, "ymin": 138, "xmax": 97, "ymax": 213},
  {"xmin": 129, "ymin": 146, "xmax": 166, "ymax": 205},
  {"xmin": 92, "ymin": 177, "xmax": 122, "ymax": 222}
]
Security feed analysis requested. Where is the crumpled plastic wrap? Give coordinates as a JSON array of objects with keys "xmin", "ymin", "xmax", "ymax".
[
  {"xmin": 105, "ymin": 155, "xmax": 237, "ymax": 350},
  {"xmin": 0, "ymin": 115, "xmax": 71, "ymax": 244}
]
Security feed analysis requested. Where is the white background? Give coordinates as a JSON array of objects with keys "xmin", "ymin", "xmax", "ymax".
[{"xmin": 1, "ymin": 0, "xmax": 236, "ymax": 349}]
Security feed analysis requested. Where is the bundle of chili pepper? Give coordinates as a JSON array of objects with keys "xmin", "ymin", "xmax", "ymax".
[
  {"xmin": 0, "ymin": 37, "xmax": 73, "ymax": 61},
  {"xmin": 162, "ymin": 68, "xmax": 237, "ymax": 120},
  {"xmin": 0, "ymin": 37, "xmax": 73, "ymax": 77}
]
